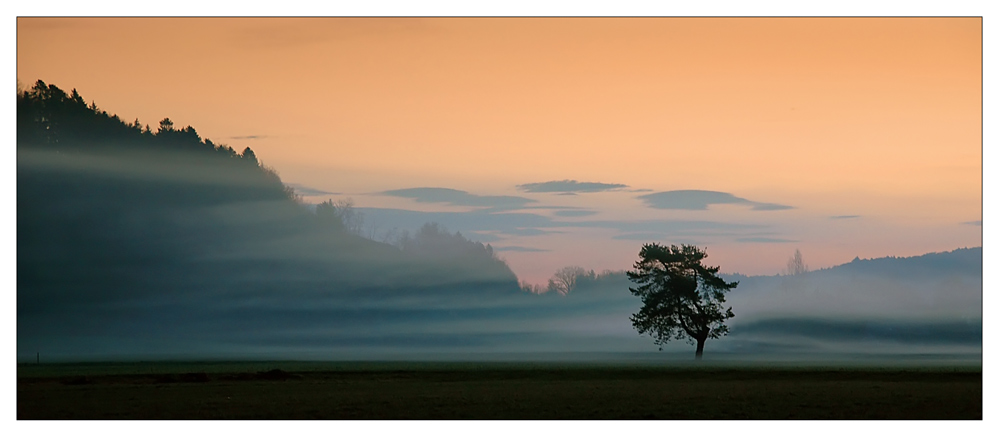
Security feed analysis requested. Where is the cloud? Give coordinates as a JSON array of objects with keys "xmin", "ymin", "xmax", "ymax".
[
  {"xmin": 521, "ymin": 205, "xmax": 583, "ymax": 210},
  {"xmin": 572, "ymin": 219, "xmax": 766, "ymax": 235},
  {"xmin": 230, "ymin": 135, "xmax": 267, "ymax": 140},
  {"xmin": 380, "ymin": 187, "xmax": 536, "ymax": 212},
  {"xmin": 962, "ymin": 220, "xmax": 982, "ymax": 226},
  {"xmin": 517, "ymin": 180, "xmax": 628, "ymax": 193},
  {"xmin": 611, "ymin": 233, "xmax": 704, "ymax": 244},
  {"xmin": 831, "ymin": 215, "xmax": 861, "ymax": 220},
  {"xmin": 637, "ymin": 190, "xmax": 794, "ymax": 211},
  {"xmin": 461, "ymin": 231, "xmax": 505, "ymax": 243},
  {"xmin": 284, "ymin": 183, "xmax": 338, "ymax": 196},
  {"xmin": 499, "ymin": 228, "xmax": 562, "ymax": 237},
  {"xmin": 491, "ymin": 246, "xmax": 551, "ymax": 253},
  {"xmin": 553, "ymin": 210, "xmax": 599, "ymax": 218},
  {"xmin": 357, "ymin": 206, "xmax": 769, "ymax": 249},
  {"xmin": 357, "ymin": 207, "xmax": 553, "ymax": 237},
  {"xmin": 736, "ymin": 237, "xmax": 797, "ymax": 243},
  {"xmin": 750, "ymin": 203, "xmax": 795, "ymax": 211},
  {"xmin": 611, "ymin": 233, "xmax": 658, "ymax": 241}
]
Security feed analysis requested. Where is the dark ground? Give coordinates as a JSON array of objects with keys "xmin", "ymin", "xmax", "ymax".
[{"xmin": 16, "ymin": 361, "xmax": 982, "ymax": 420}]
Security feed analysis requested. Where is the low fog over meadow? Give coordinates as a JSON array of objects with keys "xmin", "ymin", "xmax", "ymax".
[{"xmin": 16, "ymin": 81, "xmax": 981, "ymax": 364}]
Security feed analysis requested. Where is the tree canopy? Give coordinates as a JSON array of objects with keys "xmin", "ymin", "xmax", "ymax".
[
  {"xmin": 627, "ymin": 243, "xmax": 737, "ymax": 359},
  {"xmin": 547, "ymin": 266, "xmax": 588, "ymax": 296}
]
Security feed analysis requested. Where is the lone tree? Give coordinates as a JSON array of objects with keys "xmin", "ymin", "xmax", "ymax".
[
  {"xmin": 627, "ymin": 243, "xmax": 738, "ymax": 360},
  {"xmin": 547, "ymin": 266, "xmax": 586, "ymax": 296},
  {"xmin": 784, "ymin": 249, "xmax": 808, "ymax": 276}
]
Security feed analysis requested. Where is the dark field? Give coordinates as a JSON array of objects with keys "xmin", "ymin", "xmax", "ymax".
[{"xmin": 17, "ymin": 361, "xmax": 981, "ymax": 420}]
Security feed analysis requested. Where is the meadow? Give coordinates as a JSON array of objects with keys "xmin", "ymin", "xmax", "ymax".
[{"xmin": 17, "ymin": 361, "xmax": 981, "ymax": 420}]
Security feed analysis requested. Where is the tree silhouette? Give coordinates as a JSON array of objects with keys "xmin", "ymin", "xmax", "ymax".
[
  {"xmin": 628, "ymin": 243, "xmax": 737, "ymax": 360},
  {"xmin": 315, "ymin": 198, "xmax": 364, "ymax": 234},
  {"xmin": 158, "ymin": 118, "xmax": 174, "ymax": 133},
  {"xmin": 547, "ymin": 266, "xmax": 586, "ymax": 296},
  {"xmin": 241, "ymin": 147, "xmax": 259, "ymax": 166},
  {"xmin": 784, "ymin": 249, "xmax": 808, "ymax": 276}
]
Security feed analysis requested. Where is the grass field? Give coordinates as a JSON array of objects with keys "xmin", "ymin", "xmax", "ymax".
[{"xmin": 16, "ymin": 361, "xmax": 982, "ymax": 420}]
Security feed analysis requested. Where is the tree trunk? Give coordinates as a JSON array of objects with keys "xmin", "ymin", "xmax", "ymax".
[{"xmin": 695, "ymin": 338, "xmax": 705, "ymax": 360}]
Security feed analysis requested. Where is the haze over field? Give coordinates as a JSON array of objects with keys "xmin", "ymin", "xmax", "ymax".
[{"xmin": 15, "ymin": 17, "xmax": 981, "ymax": 362}]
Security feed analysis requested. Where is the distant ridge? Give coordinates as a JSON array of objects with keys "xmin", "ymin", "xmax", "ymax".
[
  {"xmin": 825, "ymin": 246, "xmax": 981, "ymax": 278},
  {"xmin": 725, "ymin": 247, "xmax": 982, "ymax": 281}
]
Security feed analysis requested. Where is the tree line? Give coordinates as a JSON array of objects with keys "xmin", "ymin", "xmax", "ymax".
[
  {"xmin": 17, "ymin": 80, "xmax": 298, "ymax": 187},
  {"xmin": 18, "ymin": 81, "xmax": 522, "ymax": 316},
  {"xmin": 17, "ymin": 80, "xmax": 747, "ymax": 360}
]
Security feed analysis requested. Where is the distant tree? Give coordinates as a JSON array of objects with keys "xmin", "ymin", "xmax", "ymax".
[
  {"xmin": 315, "ymin": 198, "xmax": 364, "ymax": 235},
  {"xmin": 547, "ymin": 265, "xmax": 587, "ymax": 296},
  {"xmin": 520, "ymin": 281, "xmax": 543, "ymax": 295},
  {"xmin": 365, "ymin": 217, "xmax": 380, "ymax": 240},
  {"xmin": 784, "ymin": 249, "xmax": 808, "ymax": 276},
  {"xmin": 241, "ymin": 147, "xmax": 259, "ymax": 166},
  {"xmin": 282, "ymin": 184, "xmax": 302, "ymax": 203},
  {"xmin": 628, "ymin": 243, "xmax": 738, "ymax": 360},
  {"xmin": 377, "ymin": 227, "xmax": 400, "ymax": 245},
  {"xmin": 158, "ymin": 118, "xmax": 174, "ymax": 133}
]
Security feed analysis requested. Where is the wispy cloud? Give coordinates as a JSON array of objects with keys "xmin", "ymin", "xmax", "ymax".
[
  {"xmin": 637, "ymin": 190, "xmax": 794, "ymax": 211},
  {"xmin": 553, "ymin": 210, "xmax": 599, "ymax": 218},
  {"xmin": 461, "ymin": 231, "xmax": 505, "ymax": 243},
  {"xmin": 517, "ymin": 180, "xmax": 628, "ymax": 193},
  {"xmin": 736, "ymin": 237, "xmax": 797, "ymax": 243},
  {"xmin": 962, "ymin": 220, "xmax": 982, "ymax": 226},
  {"xmin": 357, "ymin": 207, "xmax": 552, "ymax": 237},
  {"xmin": 499, "ymin": 228, "xmax": 562, "ymax": 237},
  {"xmin": 492, "ymin": 246, "xmax": 551, "ymax": 253},
  {"xmin": 521, "ymin": 205, "xmax": 584, "ymax": 211},
  {"xmin": 831, "ymin": 215, "xmax": 861, "ymax": 220},
  {"xmin": 750, "ymin": 203, "xmax": 795, "ymax": 211},
  {"xmin": 380, "ymin": 187, "xmax": 535, "ymax": 212},
  {"xmin": 573, "ymin": 219, "xmax": 766, "ymax": 235},
  {"xmin": 230, "ymin": 135, "xmax": 268, "ymax": 140},
  {"xmin": 612, "ymin": 232, "xmax": 690, "ymax": 242},
  {"xmin": 357, "ymin": 206, "xmax": 770, "ymax": 248},
  {"xmin": 284, "ymin": 183, "xmax": 338, "ymax": 196}
]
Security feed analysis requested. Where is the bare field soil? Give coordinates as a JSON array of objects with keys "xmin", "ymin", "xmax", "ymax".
[{"xmin": 17, "ymin": 362, "xmax": 981, "ymax": 420}]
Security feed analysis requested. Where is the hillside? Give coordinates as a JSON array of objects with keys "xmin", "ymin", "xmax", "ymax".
[
  {"xmin": 724, "ymin": 247, "xmax": 982, "ymax": 320},
  {"xmin": 17, "ymin": 81, "xmax": 522, "ymax": 360}
]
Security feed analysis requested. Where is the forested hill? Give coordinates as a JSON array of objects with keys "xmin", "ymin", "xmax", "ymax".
[
  {"xmin": 18, "ymin": 81, "xmax": 269, "ymax": 165},
  {"xmin": 828, "ymin": 247, "xmax": 981, "ymax": 278},
  {"xmin": 17, "ymin": 81, "xmax": 522, "ymax": 359}
]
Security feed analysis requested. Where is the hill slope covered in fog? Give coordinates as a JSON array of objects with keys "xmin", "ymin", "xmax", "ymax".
[{"xmin": 17, "ymin": 81, "xmax": 522, "ymax": 360}]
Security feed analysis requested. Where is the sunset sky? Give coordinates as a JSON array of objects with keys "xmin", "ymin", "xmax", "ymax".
[{"xmin": 16, "ymin": 17, "xmax": 982, "ymax": 285}]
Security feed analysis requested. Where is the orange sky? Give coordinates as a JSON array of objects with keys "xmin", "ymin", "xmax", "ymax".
[{"xmin": 17, "ymin": 18, "xmax": 982, "ymax": 283}]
